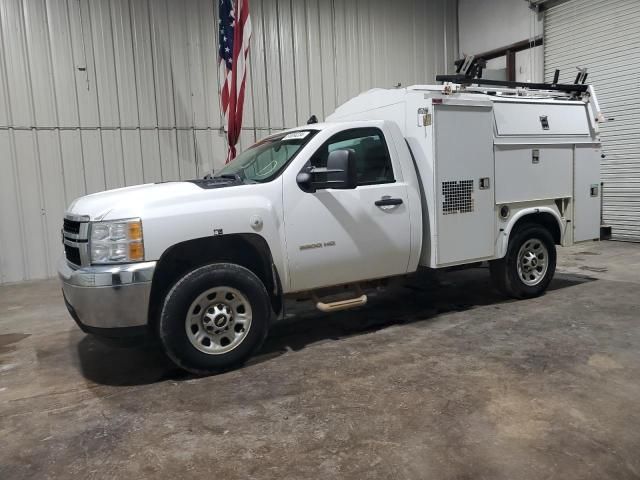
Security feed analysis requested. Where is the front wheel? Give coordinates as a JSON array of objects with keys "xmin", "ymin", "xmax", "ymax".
[
  {"xmin": 490, "ymin": 224, "xmax": 557, "ymax": 299},
  {"xmin": 158, "ymin": 263, "xmax": 271, "ymax": 375}
]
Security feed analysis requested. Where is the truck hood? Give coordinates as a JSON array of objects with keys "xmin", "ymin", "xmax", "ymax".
[{"xmin": 66, "ymin": 182, "xmax": 205, "ymax": 220}]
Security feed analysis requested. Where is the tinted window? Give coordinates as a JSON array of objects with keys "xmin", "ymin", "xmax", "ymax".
[{"xmin": 310, "ymin": 128, "xmax": 395, "ymax": 186}]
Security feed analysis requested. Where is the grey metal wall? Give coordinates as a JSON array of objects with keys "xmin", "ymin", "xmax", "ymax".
[
  {"xmin": 0, "ymin": 0, "xmax": 458, "ymax": 284},
  {"xmin": 545, "ymin": 0, "xmax": 640, "ymax": 242}
]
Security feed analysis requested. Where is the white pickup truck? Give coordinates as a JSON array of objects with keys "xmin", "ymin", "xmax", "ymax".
[{"xmin": 59, "ymin": 81, "xmax": 604, "ymax": 374}]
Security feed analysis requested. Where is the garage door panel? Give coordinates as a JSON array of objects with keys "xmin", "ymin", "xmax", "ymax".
[{"xmin": 545, "ymin": 0, "xmax": 640, "ymax": 241}]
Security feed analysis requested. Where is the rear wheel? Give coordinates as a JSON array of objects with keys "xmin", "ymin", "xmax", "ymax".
[
  {"xmin": 158, "ymin": 263, "xmax": 271, "ymax": 375},
  {"xmin": 490, "ymin": 223, "xmax": 556, "ymax": 299}
]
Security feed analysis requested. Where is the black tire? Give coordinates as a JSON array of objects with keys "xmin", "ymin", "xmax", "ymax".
[
  {"xmin": 489, "ymin": 223, "xmax": 556, "ymax": 299},
  {"xmin": 158, "ymin": 263, "xmax": 271, "ymax": 375}
]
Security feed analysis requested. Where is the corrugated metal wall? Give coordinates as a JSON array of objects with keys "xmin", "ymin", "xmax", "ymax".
[
  {"xmin": 545, "ymin": 0, "xmax": 640, "ymax": 242},
  {"xmin": 0, "ymin": 0, "xmax": 458, "ymax": 284}
]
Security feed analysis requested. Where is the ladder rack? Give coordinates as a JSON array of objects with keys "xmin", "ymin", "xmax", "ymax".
[{"xmin": 436, "ymin": 74, "xmax": 589, "ymax": 95}]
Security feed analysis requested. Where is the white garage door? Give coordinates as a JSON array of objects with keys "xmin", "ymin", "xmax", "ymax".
[{"xmin": 545, "ymin": 0, "xmax": 640, "ymax": 241}]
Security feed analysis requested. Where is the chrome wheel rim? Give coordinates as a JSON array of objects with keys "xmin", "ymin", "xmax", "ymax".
[
  {"xmin": 517, "ymin": 238, "xmax": 549, "ymax": 286},
  {"xmin": 185, "ymin": 287, "xmax": 252, "ymax": 355}
]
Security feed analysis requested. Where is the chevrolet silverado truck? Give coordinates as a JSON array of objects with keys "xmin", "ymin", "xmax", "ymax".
[{"xmin": 59, "ymin": 79, "xmax": 604, "ymax": 374}]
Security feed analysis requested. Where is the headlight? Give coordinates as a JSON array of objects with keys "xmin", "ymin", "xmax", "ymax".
[{"xmin": 89, "ymin": 219, "xmax": 144, "ymax": 264}]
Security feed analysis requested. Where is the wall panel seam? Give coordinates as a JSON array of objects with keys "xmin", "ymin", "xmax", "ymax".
[{"xmin": 20, "ymin": 0, "xmax": 51, "ymax": 275}]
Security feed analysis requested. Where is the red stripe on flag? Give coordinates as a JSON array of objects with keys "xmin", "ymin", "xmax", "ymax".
[{"xmin": 220, "ymin": 0, "xmax": 251, "ymax": 163}]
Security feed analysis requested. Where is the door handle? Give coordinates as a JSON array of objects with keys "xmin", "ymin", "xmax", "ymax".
[{"xmin": 375, "ymin": 197, "xmax": 403, "ymax": 207}]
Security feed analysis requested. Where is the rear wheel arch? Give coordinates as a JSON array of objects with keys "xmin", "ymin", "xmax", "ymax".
[
  {"xmin": 501, "ymin": 210, "xmax": 563, "ymax": 259},
  {"xmin": 148, "ymin": 234, "xmax": 282, "ymax": 328},
  {"xmin": 509, "ymin": 211, "xmax": 562, "ymax": 244}
]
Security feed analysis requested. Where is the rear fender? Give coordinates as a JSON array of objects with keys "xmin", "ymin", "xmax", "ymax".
[{"xmin": 497, "ymin": 206, "xmax": 564, "ymax": 259}]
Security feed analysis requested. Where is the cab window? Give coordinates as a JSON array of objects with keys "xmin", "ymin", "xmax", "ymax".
[{"xmin": 310, "ymin": 128, "xmax": 395, "ymax": 186}]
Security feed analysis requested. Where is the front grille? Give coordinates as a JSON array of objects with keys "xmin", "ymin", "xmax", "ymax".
[
  {"xmin": 63, "ymin": 218, "xmax": 81, "ymax": 234},
  {"xmin": 64, "ymin": 244, "xmax": 81, "ymax": 266},
  {"xmin": 63, "ymin": 217, "xmax": 88, "ymax": 266}
]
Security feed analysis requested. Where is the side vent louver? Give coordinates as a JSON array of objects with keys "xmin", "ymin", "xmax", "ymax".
[{"xmin": 442, "ymin": 180, "xmax": 474, "ymax": 215}]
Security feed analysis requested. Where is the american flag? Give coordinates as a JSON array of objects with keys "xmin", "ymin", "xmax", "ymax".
[{"xmin": 219, "ymin": 0, "xmax": 252, "ymax": 163}]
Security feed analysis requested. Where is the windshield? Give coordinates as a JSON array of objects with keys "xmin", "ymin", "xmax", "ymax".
[{"xmin": 215, "ymin": 130, "xmax": 318, "ymax": 183}]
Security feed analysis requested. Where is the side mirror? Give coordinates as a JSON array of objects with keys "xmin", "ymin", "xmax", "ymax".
[{"xmin": 296, "ymin": 149, "xmax": 357, "ymax": 192}]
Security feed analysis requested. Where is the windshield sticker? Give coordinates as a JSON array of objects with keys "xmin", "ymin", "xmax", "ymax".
[{"xmin": 282, "ymin": 131, "xmax": 310, "ymax": 141}]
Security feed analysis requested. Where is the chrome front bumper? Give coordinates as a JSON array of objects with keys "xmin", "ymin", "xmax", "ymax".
[{"xmin": 58, "ymin": 258, "xmax": 156, "ymax": 332}]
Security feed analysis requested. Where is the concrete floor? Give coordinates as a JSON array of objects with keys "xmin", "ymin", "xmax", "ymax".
[{"xmin": 1, "ymin": 241, "xmax": 640, "ymax": 479}]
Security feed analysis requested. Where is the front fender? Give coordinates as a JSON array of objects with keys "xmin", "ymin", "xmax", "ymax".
[{"xmin": 141, "ymin": 180, "xmax": 288, "ymax": 288}]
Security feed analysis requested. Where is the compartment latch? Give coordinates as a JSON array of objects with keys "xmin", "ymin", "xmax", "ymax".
[{"xmin": 532, "ymin": 149, "xmax": 540, "ymax": 164}]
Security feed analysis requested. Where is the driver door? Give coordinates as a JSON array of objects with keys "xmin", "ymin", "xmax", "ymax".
[{"xmin": 283, "ymin": 126, "xmax": 412, "ymax": 292}]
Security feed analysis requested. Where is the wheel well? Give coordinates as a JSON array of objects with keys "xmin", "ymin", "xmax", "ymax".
[
  {"xmin": 148, "ymin": 234, "xmax": 282, "ymax": 327},
  {"xmin": 511, "ymin": 212, "xmax": 561, "ymax": 244}
]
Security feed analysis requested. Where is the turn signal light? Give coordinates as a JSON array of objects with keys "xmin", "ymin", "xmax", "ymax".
[
  {"xmin": 128, "ymin": 241, "xmax": 144, "ymax": 261},
  {"xmin": 128, "ymin": 221, "xmax": 143, "ymax": 241}
]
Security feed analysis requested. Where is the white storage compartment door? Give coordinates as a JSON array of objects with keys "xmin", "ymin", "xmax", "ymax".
[
  {"xmin": 434, "ymin": 105, "xmax": 495, "ymax": 265},
  {"xmin": 574, "ymin": 145, "xmax": 602, "ymax": 242},
  {"xmin": 495, "ymin": 146, "xmax": 573, "ymax": 204},
  {"xmin": 546, "ymin": 0, "xmax": 640, "ymax": 241},
  {"xmin": 494, "ymin": 102, "xmax": 590, "ymax": 137}
]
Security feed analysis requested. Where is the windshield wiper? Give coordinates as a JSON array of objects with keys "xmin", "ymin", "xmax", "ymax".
[
  {"xmin": 216, "ymin": 173, "xmax": 243, "ymax": 182},
  {"xmin": 216, "ymin": 172, "xmax": 258, "ymax": 184}
]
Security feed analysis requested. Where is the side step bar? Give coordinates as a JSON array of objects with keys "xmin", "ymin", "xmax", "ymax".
[{"xmin": 312, "ymin": 287, "xmax": 368, "ymax": 313}]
